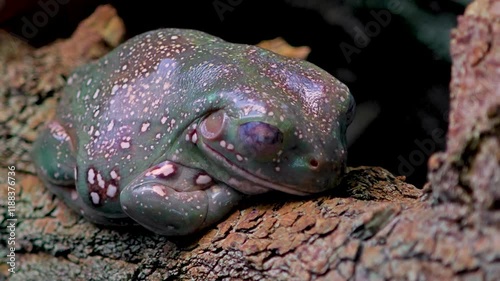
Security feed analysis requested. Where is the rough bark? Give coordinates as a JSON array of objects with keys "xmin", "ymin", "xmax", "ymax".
[
  {"xmin": 0, "ymin": 2, "xmax": 499, "ymax": 281},
  {"xmin": 428, "ymin": 0, "xmax": 500, "ymax": 222}
]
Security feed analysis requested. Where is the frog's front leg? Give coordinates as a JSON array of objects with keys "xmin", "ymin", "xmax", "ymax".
[
  {"xmin": 120, "ymin": 161, "xmax": 244, "ymax": 236},
  {"xmin": 32, "ymin": 121, "xmax": 130, "ymax": 226}
]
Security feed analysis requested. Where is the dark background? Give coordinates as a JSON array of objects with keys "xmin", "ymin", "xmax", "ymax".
[{"xmin": 0, "ymin": 0, "xmax": 468, "ymax": 187}]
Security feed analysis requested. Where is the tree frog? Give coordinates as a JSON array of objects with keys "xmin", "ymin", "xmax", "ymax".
[{"xmin": 32, "ymin": 29, "xmax": 355, "ymax": 235}]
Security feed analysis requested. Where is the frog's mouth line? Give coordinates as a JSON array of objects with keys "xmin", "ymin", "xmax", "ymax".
[{"xmin": 200, "ymin": 141, "xmax": 311, "ymax": 196}]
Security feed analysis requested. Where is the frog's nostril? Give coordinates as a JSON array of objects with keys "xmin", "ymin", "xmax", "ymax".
[{"xmin": 309, "ymin": 159, "xmax": 319, "ymax": 169}]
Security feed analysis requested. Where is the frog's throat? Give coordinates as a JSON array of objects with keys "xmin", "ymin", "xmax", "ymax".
[{"xmin": 200, "ymin": 142, "xmax": 311, "ymax": 196}]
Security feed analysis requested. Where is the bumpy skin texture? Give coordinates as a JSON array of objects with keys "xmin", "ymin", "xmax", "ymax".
[{"xmin": 31, "ymin": 29, "xmax": 355, "ymax": 236}]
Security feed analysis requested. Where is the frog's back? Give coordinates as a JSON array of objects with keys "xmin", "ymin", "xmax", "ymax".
[
  {"xmin": 59, "ymin": 28, "xmax": 223, "ymax": 118},
  {"xmin": 57, "ymin": 29, "xmax": 227, "ymax": 144}
]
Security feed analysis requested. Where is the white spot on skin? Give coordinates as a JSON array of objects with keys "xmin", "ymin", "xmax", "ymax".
[
  {"xmin": 236, "ymin": 154, "xmax": 243, "ymax": 161},
  {"xmin": 196, "ymin": 175, "xmax": 212, "ymax": 185},
  {"xmin": 227, "ymin": 143, "xmax": 234, "ymax": 150},
  {"xmin": 107, "ymin": 184, "xmax": 118, "ymax": 197},
  {"xmin": 220, "ymin": 140, "xmax": 227, "ymax": 148},
  {"xmin": 161, "ymin": 116, "xmax": 168, "ymax": 124},
  {"xmin": 88, "ymin": 169, "xmax": 95, "ymax": 184},
  {"xmin": 191, "ymin": 132, "xmax": 198, "ymax": 143},
  {"xmin": 152, "ymin": 185, "xmax": 166, "ymax": 197},
  {"xmin": 275, "ymin": 167, "xmax": 281, "ymax": 172},
  {"xmin": 107, "ymin": 120, "xmax": 114, "ymax": 131},
  {"xmin": 74, "ymin": 167, "xmax": 78, "ymax": 180},
  {"xmin": 97, "ymin": 173, "xmax": 105, "ymax": 188},
  {"xmin": 110, "ymin": 170, "xmax": 118, "ymax": 179},
  {"xmin": 93, "ymin": 89, "xmax": 100, "ymax": 99},
  {"xmin": 141, "ymin": 122, "xmax": 150, "ymax": 132},
  {"xmin": 90, "ymin": 192, "xmax": 100, "ymax": 204},
  {"xmin": 121, "ymin": 142, "xmax": 130, "ymax": 149},
  {"xmin": 111, "ymin": 85, "xmax": 119, "ymax": 95},
  {"xmin": 146, "ymin": 164, "xmax": 175, "ymax": 177},
  {"xmin": 71, "ymin": 190, "xmax": 78, "ymax": 200}
]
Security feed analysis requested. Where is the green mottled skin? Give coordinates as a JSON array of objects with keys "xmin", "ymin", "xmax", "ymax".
[{"xmin": 32, "ymin": 29, "xmax": 355, "ymax": 235}]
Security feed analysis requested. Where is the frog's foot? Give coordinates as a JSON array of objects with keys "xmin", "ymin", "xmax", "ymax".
[
  {"xmin": 32, "ymin": 121, "xmax": 130, "ymax": 226},
  {"xmin": 120, "ymin": 160, "xmax": 244, "ymax": 236},
  {"xmin": 32, "ymin": 121, "xmax": 76, "ymax": 186}
]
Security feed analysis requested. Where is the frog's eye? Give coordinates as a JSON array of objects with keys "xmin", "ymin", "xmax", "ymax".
[
  {"xmin": 200, "ymin": 110, "xmax": 227, "ymax": 140},
  {"xmin": 238, "ymin": 122, "xmax": 283, "ymax": 157},
  {"xmin": 345, "ymin": 96, "xmax": 356, "ymax": 126}
]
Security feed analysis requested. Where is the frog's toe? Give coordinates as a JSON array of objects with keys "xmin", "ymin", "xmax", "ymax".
[
  {"xmin": 120, "ymin": 182, "xmax": 243, "ymax": 236},
  {"xmin": 32, "ymin": 121, "xmax": 76, "ymax": 186}
]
